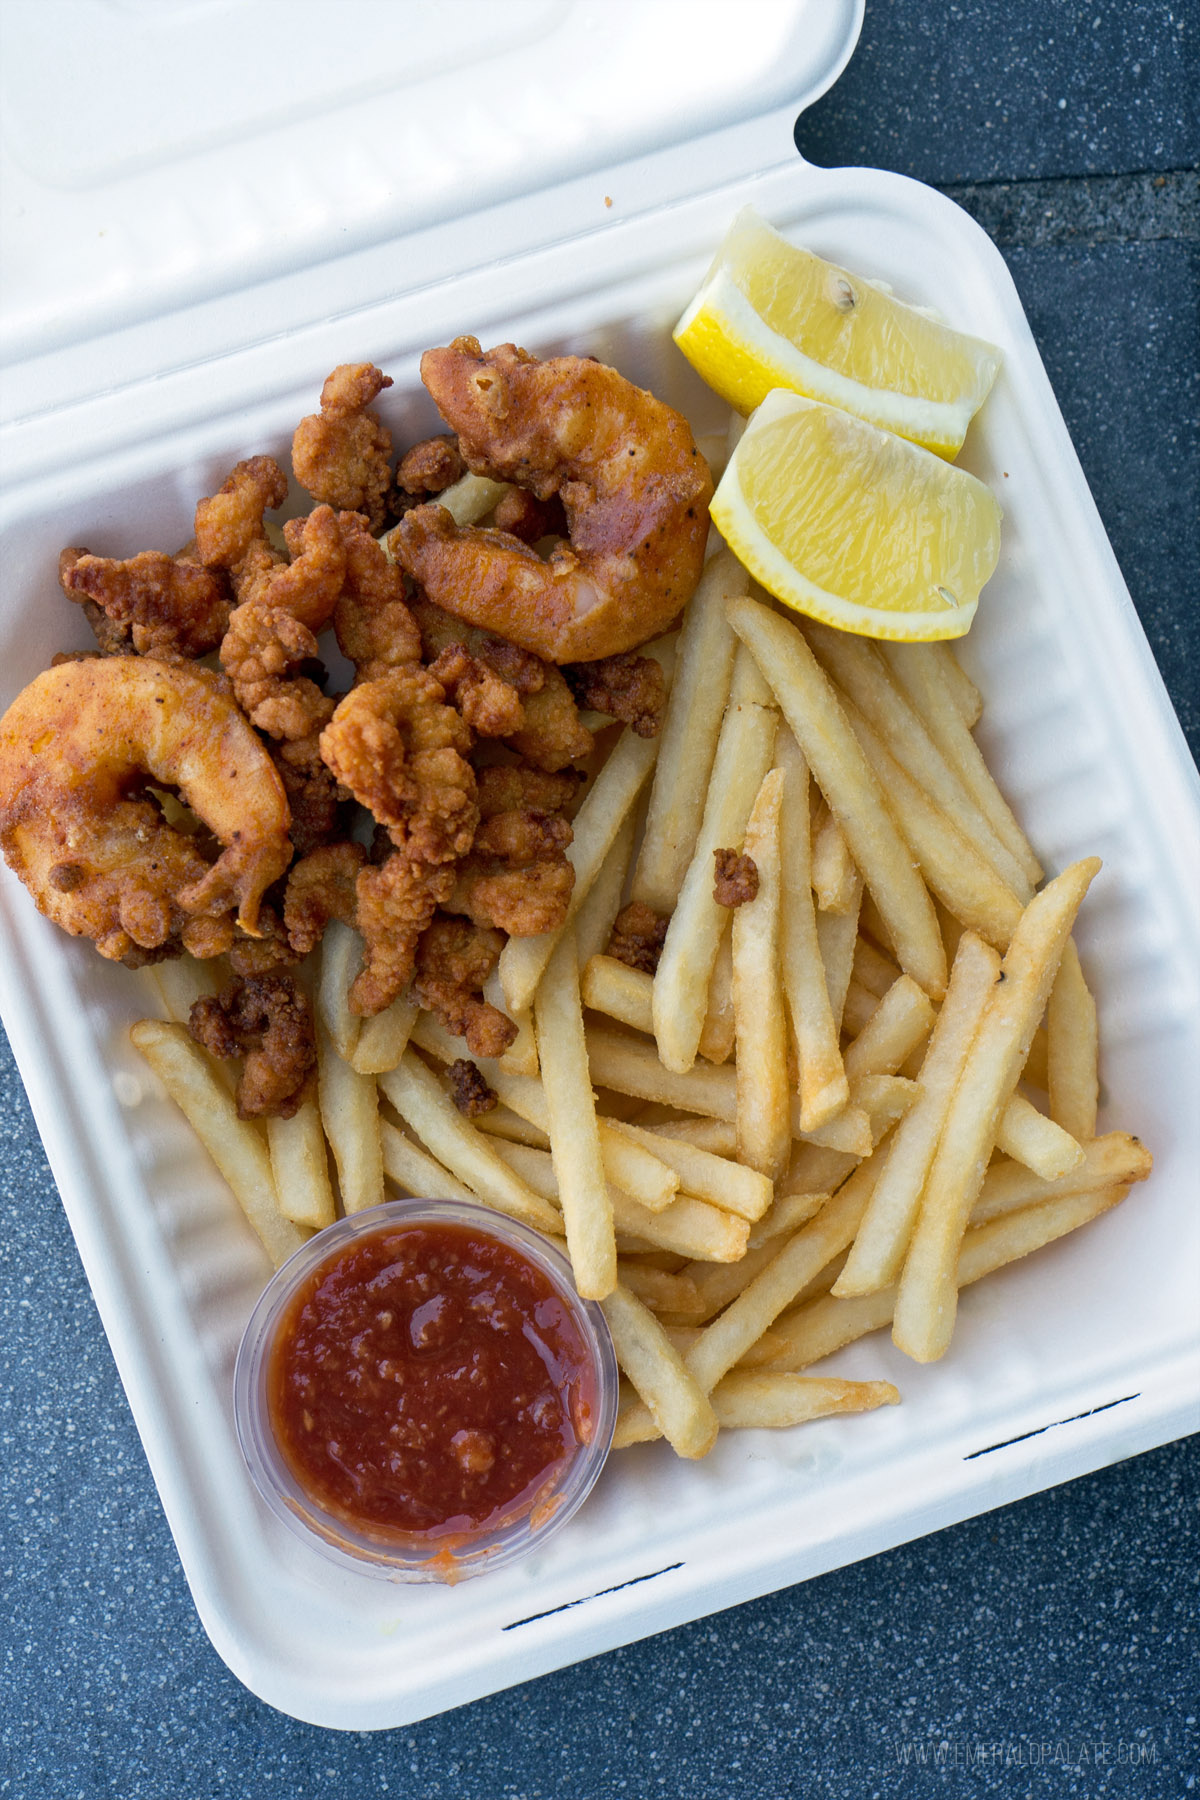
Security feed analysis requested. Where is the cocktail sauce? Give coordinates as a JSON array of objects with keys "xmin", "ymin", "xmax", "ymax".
[{"xmin": 266, "ymin": 1220, "xmax": 598, "ymax": 1541}]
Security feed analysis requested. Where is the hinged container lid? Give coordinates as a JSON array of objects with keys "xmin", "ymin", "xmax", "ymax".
[{"xmin": 0, "ymin": 0, "xmax": 861, "ymax": 433}]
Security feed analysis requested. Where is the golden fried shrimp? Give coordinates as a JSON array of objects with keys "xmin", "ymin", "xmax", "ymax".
[
  {"xmin": 194, "ymin": 455, "xmax": 288, "ymax": 578},
  {"xmin": 351, "ymin": 854, "xmax": 453, "ymax": 1016},
  {"xmin": 412, "ymin": 916, "xmax": 517, "ymax": 1060},
  {"xmin": 219, "ymin": 505, "xmax": 345, "ymax": 740},
  {"xmin": 319, "ymin": 666, "xmax": 477, "ymax": 863},
  {"xmin": 189, "ymin": 974, "xmax": 315, "ymax": 1119},
  {"xmin": 292, "ymin": 363, "xmax": 394, "ymax": 532},
  {"xmin": 392, "ymin": 337, "xmax": 712, "ymax": 662},
  {"xmin": 446, "ymin": 855, "xmax": 575, "ymax": 938},
  {"xmin": 282, "ymin": 840, "xmax": 364, "ymax": 958},
  {"xmin": 59, "ymin": 547, "xmax": 231, "ymax": 661},
  {"xmin": 0, "ymin": 658, "xmax": 291, "ymax": 961},
  {"xmin": 395, "ymin": 433, "xmax": 464, "ymax": 497},
  {"xmin": 427, "ymin": 643, "xmax": 525, "ymax": 738},
  {"xmin": 332, "ymin": 510, "xmax": 421, "ymax": 680}
]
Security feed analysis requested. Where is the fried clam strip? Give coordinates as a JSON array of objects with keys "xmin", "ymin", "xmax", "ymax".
[
  {"xmin": 893, "ymin": 858, "xmax": 1100, "ymax": 1362},
  {"xmin": 726, "ymin": 596, "xmax": 946, "ymax": 1001},
  {"xmin": 653, "ymin": 644, "xmax": 779, "ymax": 1072},
  {"xmin": 753, "ymin": 1182, "xmax": 1142, "ymax": 1374}
]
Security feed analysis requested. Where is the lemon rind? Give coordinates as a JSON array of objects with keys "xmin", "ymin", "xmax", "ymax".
[{"xmin": 675, "ymin": 266, "xmax": 995, "ymax": 457}]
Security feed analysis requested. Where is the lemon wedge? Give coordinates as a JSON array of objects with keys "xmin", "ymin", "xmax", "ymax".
[
  {"xmin": 674, "ymin": 208, "xmax": 1002, "ymax": 458},
  {"xmin": 710, "ymin": 390, "xmax": 1002, "ymax": 641}
]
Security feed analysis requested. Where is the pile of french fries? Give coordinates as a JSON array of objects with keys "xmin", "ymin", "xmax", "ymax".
[{"xmin": 130, "ymin": 547, "xmax": 1152, "ymax": 1467}]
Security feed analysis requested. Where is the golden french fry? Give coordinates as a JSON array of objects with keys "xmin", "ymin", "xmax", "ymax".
[
  {"xmin": 879, "ymin": 640, "xmax": 1042, "ymax": 887},
  {"xmin": 652, "ymin": 643, "xmax": 779, "ymax": 1072},
  {"xmin": 572, "ymin": 811, "xmax": 637, "ymax": 970},
  {"xmin": 836, "ymin": 931, "xmax": 1001, "ymax": 1296},
  {"xmin": 1046, "ymin": 936, "xmax": 1099, "ymax": 1141},
  {"xmin": 994, "ymin": 1092, "xmax": 1084, "ymax": 1181},
  {"xmin": 433, "ymin": 470, "xmax": 509, "ymax": 526},
  {"xmin": 840, "ymin": 978, "xmax": 882, "ymax": 1040},
  {"xmin": 971, "ymin": 1131, "xmax": 1152, "ymax": 1224},
  {"xmin": 471, "ymin": 1103, "xmax": 551, "ymax": 1148},
  {"xmin": 478, "ymin": 967, "xmax": 538, "ymax": 1078},
  {"xmin": 852, "ymin": 936, "xmax": 901, "ymax": 1001},
  {"xmin": 727, "ymin": 595, "xmax": 946, "ymax": 1001},
  {"xmin": 380, "ymin": 1120, "xmax": 476, "ymax": 1203},
  {"xmin": 130, "ymin": 1019, "xmax": 309, "ymax": 1268},
  {"xmin": 842, "ymin": 701, "xmax": 1025, "ymax": 953},
  {"xmin": 732, "ymin": 767, "xmax": 790, "ymax": 1177},
  {"xmin": 816, "ymin": 878, "xmax": 862, "ymax": 1038},
  {"xmin": 842, "ymin": 975, "xmax": 937, "ymax": 1084},
  {"xmin": 701, "ymin": 924, "xmax": 737, "ymax": 1063},
  {"xmin": 601, "ymin": 1285, "xmax": 718, "ymax": 1458},
  {"xmin": 149, "ymin": 956, "xmax": 223, "ymax": 1024},
  {"xmin": 776, "ymin": 734, "xmax": 849, "ymax": 1132},
  {"xmin": 581, "ymin": 954, "xmax": 731, "ymax": 1064},
  {"xmin": 893, "ymin": 858, "xmax": 1101, "ymax": 1362},
  {"xmin": 350, "ymin": 993, "xmax": 418, "ymax": 1075},
  {"xmin": 267, "ymin": 1093, "xmax": 337, "ymax": 1230},
  {"xmin": 631, "ymin": 547, "xmax": 746, "ymax": 912},
  {"xmin": 378, "ymin": 1052, "xmax": 559, "ymax": 1235},
  {"xmin": 612, "ymin": 1192, "xmax": 750, "ymax": 1263},
  {"xmin": 535, "ymin": 931, "xmax": 617, "ymax": 1299},
  {"xmin": 810, "ymin": 802, "xmax": 859, "ymax": 914},
  {"xmin": 315, "ymin": 918, "xmax": 363, "ymax": 1062},
  {"xmin": 931, "ymin": 640, "xmax": 983, "ymax": 728},
  {"xmin": 610, "ymin": 1120, "xmax": 773, "ymax": 1222},
  {"xmin": 764, "ymin": 1182, "xmax": 1134, "ymax": 1372},
  {"xmin": 618, "ymin": 1264, "xmax": 704, "ymax": 1319},
  {"xmin": 642, "ymin": 1115, "xmax": 738, "ymax": 1156},
  {"xmin": 806, "ymin": 621, "xmax": 1033, "ymax": 900},
  {"xmin": 710, "ymin": 1373, "xmax": 899, "ymax": 1430},
  {"xmin": 587, "ymin": 1025, "xmax": 738, "ymax": 1119},
  {"xmin": 317, "ymin": 1015, "xmax": 384, "ymax": 1215},
  {"xmin": 499, "ymin": 726, "xmax": 659, "ymax": 1015}
]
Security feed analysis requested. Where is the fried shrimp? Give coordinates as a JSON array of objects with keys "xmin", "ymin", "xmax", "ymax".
[
  {"xmin": 331, "ymin": 509, "xmax": 421, "ymax": 681},
  {"xmin": 392, "ymin": 337, "xmax": 713, "ymax": 663},
  {"xmin": 59, "ymin": 546, "xmax": 231, "ymax": 661},
  {"xmin": 319, "ymin": 666, "xmax": 477, "ymax": 863},
  {"xmin": 0, "ymin": 658, "xmax": 291, "ymax": 961},
  {"xmin": 194, "ymin": 455, "xmax": 288, "ymax": 579},
  {"xmin": 292, "ymin": 363, "xmax": 394, "ymax": 532}
]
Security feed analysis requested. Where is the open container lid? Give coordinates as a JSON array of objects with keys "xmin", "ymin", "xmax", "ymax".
[{"xmin": 0, "ymin": 0, "xmax": 861, "ymax": 466}]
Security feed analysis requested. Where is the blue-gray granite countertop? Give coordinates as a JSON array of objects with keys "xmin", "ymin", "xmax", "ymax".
[{"xmin": 2, "ymin": 3, "xmax": 1197, "ymax": 1795}]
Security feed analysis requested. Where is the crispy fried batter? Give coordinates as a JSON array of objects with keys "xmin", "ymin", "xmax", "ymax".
[
  {"xmin": 563, "ymin": 651, "xmax": 665, "ymax": 737},
  {"xmin": 428, "ymin": 643, "xmax": 525, "ymax": 738},
  {"xmin": 413, "ymin": 916, "xmax": 517, "ymax": 1059},
  {"xmin": 446, "ymin": 1058, "xmax": 498, "ymax": 1117},
  {"xmin": 351, "ymin": 854, "xmax": 453, "ymax": 1015},
  {"xmin": 491, "ymin": 487, "xmax": 565, "ymax": 543},
  {"xmin": 475, "ymin": 764, "xmax": 583, "ymax": 817},
  {"xmin": 446, "ymin": 855, "xmax": 575, "ymax": 937},
  {"xmin": 396, "ymin": 433, "xmax": 465, "ymax": 496},
  {"xmin": 292, "ymin": 364, "xmax": 394, "ymax": 532},
  {"xmin": 219, "ymin": 506, "xmax": 344, "ymax": 740},
  {"xmin": 332, "ymin": 509, "xmax": 421, "ymax": 681},
  {"xmin": 188, "ymin": 974, "xmax": 315, "ymax": 1119},
  {"xmin": 608, "ymin": 900, "xmax": 669, "ymax": 975},
  {"xmin": 193, "ymin": 456, "xmax": 288, "ymax": 577},
  {"xmin": 228, "ymin": 903, "xmax": 299, "ymax": 977},
  {"xmin": 713, "ymin": 848, "xmax": 759, "ymax": 907},
  {"xmin": 59, "ymin": 547, "xmax": 231, "ymax": 662},
  {"xmin": 508, "ymin": 666, "xmax": 594, "ymax": 770},
  {"xmin": 409, "ymin": 595, "xmax": 546, "ymax": 695},
  {"xmin": 319, "ymin": 665, "xmax": 477, "ymax": 862},
  {"xmin": 283, "ymin": 840, "xmax": 365, "ymax": 958}
]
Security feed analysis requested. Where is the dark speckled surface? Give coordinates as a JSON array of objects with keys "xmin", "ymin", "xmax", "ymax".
[{"xmin": 2, "ymin": 3, "xmax": 1198, "ymax": 1794}]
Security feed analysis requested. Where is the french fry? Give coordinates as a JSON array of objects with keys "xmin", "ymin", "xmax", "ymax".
[
  {"xmin": 315, "ymin": 918, "xmax": 363, "ymax": 1062},
  {"xmin": 747, "ymin": 1189, "xmax": 831, "ymax": 1249},
  {"xmin": 879, "ymin": 640, "xmax": 1042, "ymax": 887},
  {"xmin": 994, "ymin": 1092, "xmax": 1084, "ymax": 1181},
  {"xmin": 149, "ymin": 956, "xmax": 223, "ymax": 1024},
  {"xmin": 266, "ymin": 1093, "xmax": 337, "ymax": 1230},
  {"xmin": 761, "ymin": 1182, "xmax": 1134, "ymax": 1373},
  {"xmin": 350, "ymin": 993, "xmax": 418, "ymax": 1075},
  {"xmin": 781, "ymin": 1141, "xmax": 860, "ymax": 1200},
  {"xmin": 836, "ymin": 931, "xmax": 1001, "ymax": 1296},
  {"xmin": 580, "ymin": 954, "xmax": 731, "ymax": 1064},
  {"xmin": 380, "ymin": 1120, "xmax": 475, "ymax": 1203},
  {"xmin": 631, "ymin": 547, "xmax": 746, "ymax": 912},
  {"xmin": 710, "ymin": 1373, "xmax": 899, "ymax": 1431},
  {"xmin": 796, "ymin": 1074, "xmax": 915, "ymax": 1152},
  {"xmin": 609, "ymin": 1120, "xmax": 773, "ymax": 1222},
  {"xmin": 482, "ymin": 968, "xmax": 538, "ymax": 1078},
  {"xmin": 810, "ymin": 803, "xmax": 859, "ymax": 914},
  {"xmin": 931, "ymin": 640, "xmax": 983, "ymax": 728},
  {"xmin": 378, "ymin": 1052, "xmax": 560, "ymax": 1235},
  {"xmin": 972, "ymin": 1132, "xmax": 1152, "ymax": 1224},
  {"xmin": 535, "ymin": 931, "xmax": 616, "ymax": 1299},
  {"xmin": 432, "ymin": 470, "xmax": 509, "ymax": 526},
  {"xmin": 642, "ymin": 1115, "xmax": 738, "ymax": 1156},
  {"xmin": 732, "ymin": 767, "xmax": 790, "ymax": 1177},
  {"xmin": 840, "ymin": 979, "xmax": 882, "ymax": 1040},
  {"xmin": 572, "ymin": 811, "xmax": 637, "ymax": 969},
  {"xmin": 893, "ymin": 858, "xmax": 1101, "ymax": 1362},
  {"xmin": 842, "ymin": 975, "xmax": 937, "ymax": 1083},
  {"xmin": 317, "ymin": 1015, "xmax": 384, "ymax": 1215},
  {"xmin": 852, "ymin": 936, "xmax": 901, "ymax": 1000},
  {"xmin": 816, "ymin": 878, "xmax": 862, "ymax": 1038},
  {"xmin": 653, "ymin": 643, "xmax": 779, "ymax": 1072},
  {"xmin": 471, "ymin": 1103, "xmax": 551, "ymax": 1148},
  {"xmin": 498, "ymin": 726, "xmax": 659, "ymax": 1015},
  {"xmin": 727, "ymin": 595, "xmax": 946, "ymax": 1000},
  {"xmin": 587, "ymin": 1025, "xmax": 738, "ymax": 1119},
  {"xmin": 806, "ymin": 621, "xmax": 1033, "ymax": 900},
  {"xmin": 842, "ymin": 701, "xmax": 1025, "ymax": 952},
  {"xmin": 130, "ymin": 1019, "xmax": 308, "ymax": 1267},
  {"xmin": 777, "ymin": 734, "xmax": 849, "ymax": 1131},
  {"xmin": 618, "ymin": 1264, "xmax": 704, "ymax": 1319},
  {"xmin": 1046, "ymin": 937, "xmax": 1099, "ymax": 1141},
  {"xmin": 601, "ymin": 1285, "xmax": 718, "ymax": 1458},
  {"xmin": 701, "ymin": 925, "xmax": 736, "ymax": 1063}
]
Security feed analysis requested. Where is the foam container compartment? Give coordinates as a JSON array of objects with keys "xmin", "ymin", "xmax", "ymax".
[{"xmin": 1, "ymin": 4, "xmax": 1198, "ymax": 1733}]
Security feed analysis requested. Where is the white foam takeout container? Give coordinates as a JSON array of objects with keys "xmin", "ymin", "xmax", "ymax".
[{"xmin": 1, "ymin": 0, "xmax": 1198, "ymax": 1733}]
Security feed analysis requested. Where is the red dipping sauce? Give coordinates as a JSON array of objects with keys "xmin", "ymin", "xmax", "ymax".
[{"xmin": 235, "ymin": 1202, "xmax": 617, "ymax": 1578}]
